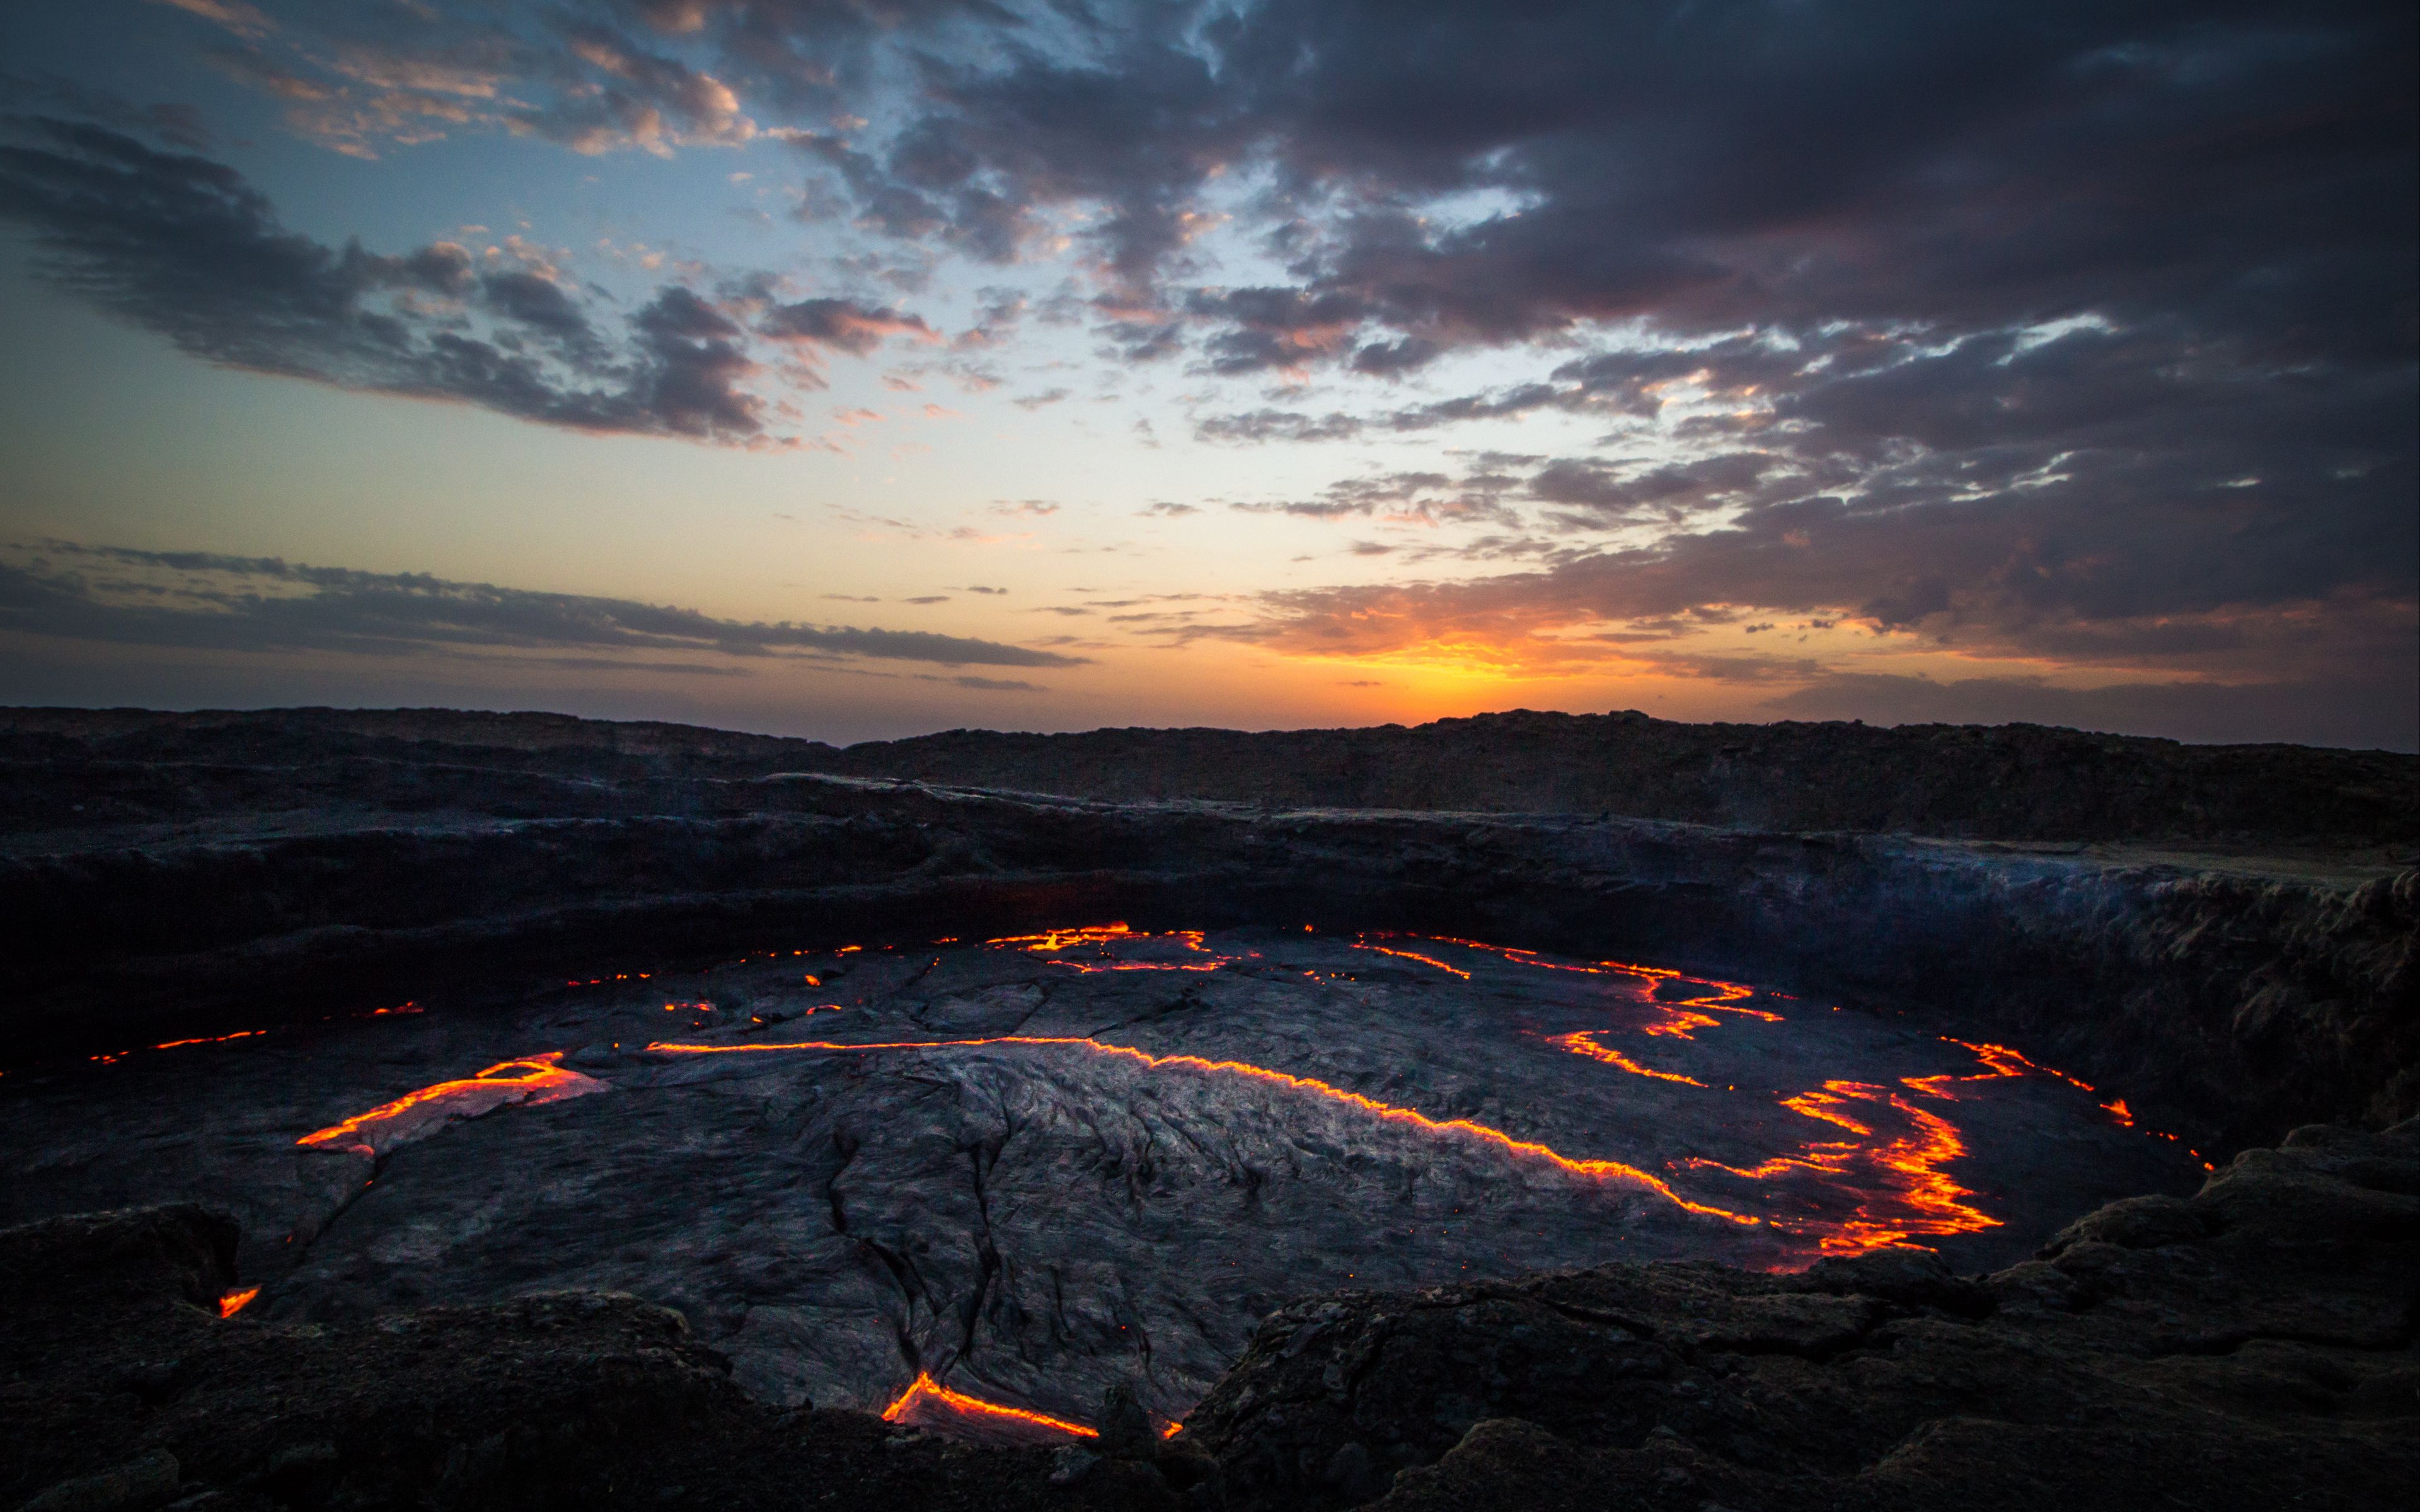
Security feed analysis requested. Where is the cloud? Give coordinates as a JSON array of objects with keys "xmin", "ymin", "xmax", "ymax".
[
  {"xmin": 1233, "ymin": 462, "xmax": 1528, "ymax": 528},
  {"xmin": 3, "ymin": 74, "xmax": 214, "ymax": 150},
  {"xmin": 1185, "ymin": 285, "xmax": 1366, "ymax": 375},
  {"xmin": 757, "ymin": 295, "xmax": 939, "ymax": 357},
  {"xmin": 515, "ymin": 23, "xmax": 758, "ymax": 157},
  {"xmin": 0, "ymin": 544, "xmax": 1090, "ymax": 670},
  {"xmin": 1762, "ymin": 672, "xmax": 2416, "ymax": 753},
  {"xmin": 149, "ymin": 0, "xmax": 272, "ymax": 39},
  {"xmin": 19, "ymin": 1, "xmax": 2419, "ymax": 748},
  {"xmin": 0, "ymin": 119, "xmax": 776, "ymax": 442}
]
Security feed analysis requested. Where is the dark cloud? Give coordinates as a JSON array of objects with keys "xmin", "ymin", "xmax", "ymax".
[
  {"xmin": 1763, "ymin": 673, "xmax": 2416, "ymax": 753},
  {"xmin": 0, "ymin": 118, "xmax": 773, "ymax": 441},
  {"xmin": 1221, "ymin": 460, "xmax": 2416, "ymax": 694},
  {"xmin": 17, "ymin": 2, "xmax": 2417, "ymax": 742},
  {"xmin": 0, "ymin": 544, "xmax": 1088, "ymax": 669},
  {"xmin": 756, "ymin": 294, "xmax": 937, "ymax": 354},
  {"xmin": 1192, "ymin": 409, "xmax": 1364, "ymax": 445},
  {"xmin": 3, "ymin": 74, "xmax": 213, "ymax": 149},
  {"xmin": 703, "ymin": 0, "xmax": 2405, "ymax": 386},
  {"xmin": 1528, "ymin": 453, "xmax": 1774, "ymax": 525},
  {"xmin": 1185, "ymin": 285, "xmax": 1365, "ymax": 375}
]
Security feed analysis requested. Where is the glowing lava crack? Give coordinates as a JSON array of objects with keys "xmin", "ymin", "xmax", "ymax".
[
  {"xmin": 298, "ymin": 1052, "xmax": 609, "ymax": 1159},
  {"xmin": 643, "ymin": 1033, "xmax": 1756, "ymax": 1225}
]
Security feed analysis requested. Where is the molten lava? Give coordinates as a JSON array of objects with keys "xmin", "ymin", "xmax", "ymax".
[
  {"xmin": 1684, "ymin": 1034, "xmax": 2160, "ymax": 1255},
  {"xmin": 298, "ymin": 1051, "xmax": 609, "ymax": 1159},
  {"xmin": 217, "ymin": 1286, "xmax": 260, "ymax": 1318},
  {"xmin": 648, "ymin": 1032, "xmax": 1754, "ymax": 1223},
  {"xmin": 1548, "ymin": 1030, "xmax": 1706, "ymax": 1085},
  {"xmin": 1350, "ymin": 942, "xmax": 1473, "ymax": 978},
  {"xmin": 986, "ymin": 922, "xmax": 1230, "ymax": 972},
  {"xmin": 880, "ymin": 1372, "xmax": 1098, "ymax": 1440}
]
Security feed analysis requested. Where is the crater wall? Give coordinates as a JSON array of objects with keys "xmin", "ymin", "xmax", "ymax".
[{"xmin": 5, "ymin": 769, "xmax": 2411, "ymax": 1151}]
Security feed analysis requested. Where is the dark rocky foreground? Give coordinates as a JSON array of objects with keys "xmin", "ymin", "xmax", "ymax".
[
  {"xmin": 5, "ymin": 1117, "xmax": 2413, "ymax": 1511},
  {"xmin": 3, "ymin": 706, "xmax": 2415, "ymax": 1509}
]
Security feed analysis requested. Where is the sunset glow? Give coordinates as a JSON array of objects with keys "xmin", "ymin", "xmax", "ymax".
[{"xmin": 0, "ymin": 0, "xmax": 2404, "ymax": 747}]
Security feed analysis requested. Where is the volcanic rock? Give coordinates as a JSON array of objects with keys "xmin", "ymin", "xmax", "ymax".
[
  {"xmin": 1185, "ymin": 1117, "xmax": 2420, "ymax": 1509},
  {"xmin": 5, "ymin": 1116, "xmax": 2412, "ymax": 1509}
]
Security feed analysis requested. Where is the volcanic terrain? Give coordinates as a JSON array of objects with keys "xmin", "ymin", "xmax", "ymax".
[{"xmin": 1, "ymin": 707, "xmax": 2412, "ymax": 1511}]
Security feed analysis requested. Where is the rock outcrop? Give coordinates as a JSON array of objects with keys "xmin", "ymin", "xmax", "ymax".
[
  {"xmin": 0, "ymin": 1206, "xmax": 1179, "ymax": 1512},
  {"xmin": 1189, "ymin": 1116, "xmax": 2420, "ymax": 1509},
  {"xmin": 4, "ymin": 1118, "xmax": 2411, "ymax": 1509}
]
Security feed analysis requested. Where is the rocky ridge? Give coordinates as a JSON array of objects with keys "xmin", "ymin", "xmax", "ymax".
[{"xmin": 3, "ymin": 704, "xmax": 2412, "ymax": 851}]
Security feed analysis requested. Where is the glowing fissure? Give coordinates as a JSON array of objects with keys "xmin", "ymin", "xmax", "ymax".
[
  {"xmin": 217, "ymin": 1286, "xmax": 260, "ymax": 1319},
  {"xmin": 1688, "ymin": 1034, "xmax": 2160, "ymax": 1255},
  {"xmin": 91, "ymin": 1027, "xmax": 271, "ymax": 1065},
  {"xmin": 297, "ymin": 1051, "xmax": 609, "ymax": 1159},
  {"xmin": 1548, "ymin": 1031, "xmax": 1706, "ymax": 1086},
  {"xmin": 645, "ymin": 1034, "xmax": 1755, "ymax": 1224},
  {"xmin": 1691, "ymin": 1078, "xmax": 1989, "ymax": 1255},
  {"xmin": 1350, "ymin": 942, "xmax": 1473, "ymax": 978},
  {"xmin": 1947, "ymin": 1038, "xmax": 2206, "ymax": 1167},
  {"xmin": 880, "ymin": 1372, "xmax": 1098, "ymax": 1440},
  {"xmin": 989, "ymin": 922, "xmax": 1230, "ymax": 973}
]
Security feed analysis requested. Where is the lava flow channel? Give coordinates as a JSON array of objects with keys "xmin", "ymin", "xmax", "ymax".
[
  {"xmin": 880, "ymin": 1373, "xmax": 1098, "ymax": 1442},
  {"xmin": 645, "ymin": 1034, "xmax": 1755, "ymax": 1225},
  {"xmin": 1683, "ymin": 1038, "xmax": 2124, "ymax": 1255},
  {"xmin": 297, "ymin": 1052, "xmax": 609, "ymax": 1159},
  {"xmin": 988, "ymin": 922, "xmax": 1235, "ymax": 973}
]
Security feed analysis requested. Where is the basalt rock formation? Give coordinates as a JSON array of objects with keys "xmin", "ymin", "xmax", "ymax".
[{"xmin": 4, "ymin": 1118, "xmax": 2412, "ymax": 1511}]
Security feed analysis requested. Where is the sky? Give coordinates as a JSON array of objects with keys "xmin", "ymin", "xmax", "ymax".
[{"xmin": 0, "ymin": 1, "xmax": 2412, "ymax": 748}]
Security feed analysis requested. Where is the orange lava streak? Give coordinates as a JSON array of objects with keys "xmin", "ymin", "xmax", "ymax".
[
  {"xmin": 1349, "ymin": 943, "xmax": 1472, "ymax": 978},
  {"xmin": 1693, "ymin": 1079, "xmax": 1993, "ymax": 1254},
  {"xmin": 297, "ymin": 1051, "xmax": 608, "ymax": 1157},
  {"xmin": 646, "ymin": 1036, "xmax": 1754, "ymax": 1224},
  {"xmin": 1947, "ymin": 1038, "xmax": 2094, "ymax": 1092},
  {"xmin": 1392, "ymin": 934, "xmax": 1779, "ymax": 1021},
  {"xmin": 1548, "ymin": 1031, "xmax": 1706, "ymax": 1085},
  {"xmin": 1940, "ymin": 1041, "xmax": 2196, "ymax": 1161},
  {"xmin": 991, "ymin": 922, "xmax": 1143, "ymax": 952},
  {"xmin": 1779, "ymin": 1085, "xmax": 1875, "ymax": 1135},
  {"xmin": 154, "ymin": 1029, "xmax": 267, "ymax": 1051},
  {"xmin": 1638, "ymin": 1010, "xmax": 1722, "ymax": 1040},
  {"xmin": 880, "ymin": 1372, "xmax": 1097, "ymax": 1439},
  {"xmin": 217, "ymin": 1286, "xmax": 260, "ymax": 1319}
]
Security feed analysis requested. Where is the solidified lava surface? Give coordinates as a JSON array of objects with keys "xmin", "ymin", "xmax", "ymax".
[{"xmin": 0, "ymin": 922, "xmax": 2202, "ymax": 1443}]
